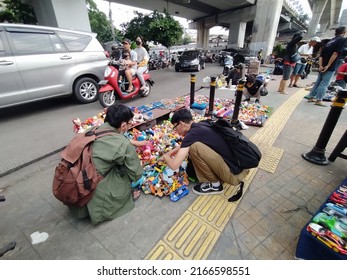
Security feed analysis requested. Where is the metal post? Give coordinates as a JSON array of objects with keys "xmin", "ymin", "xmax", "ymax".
[
  {"xmin": 328, "ymin": 129, "xmax": 347, "ymax": 162},
  {"xmin": 208, "ymin": 76, "xmax": 217, "ymax": 115},
  {"xmin": 190, "ymin": 73, "xmax": 196, "ymax": 108},
  {"xmin": 302, "ymin": 89, "xmax": 347, "ymax": 165},
  {"xmin": 231, "ymin": 78, "xmax": 246, "ymax": 125}
]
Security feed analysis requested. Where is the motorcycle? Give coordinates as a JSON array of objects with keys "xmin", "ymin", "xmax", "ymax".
[
  {"xmin": 98, "ymin": 60, "xmax": 154, "ymax": 107},
  {"xmin": 222, "ymin": 55, "xmax": 234, "ymax": 76}
]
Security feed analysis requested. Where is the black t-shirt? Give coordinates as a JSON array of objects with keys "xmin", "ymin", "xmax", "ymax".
[
  {"xmin": 181, "ymin": 122, "xmax": 241, "ymax": 174},
  {"xmin": 321, "ymin": 35, "xmax": 346, "ymax": 71},
  {"xmin": 245, "ymin": 79, "xmax": 263, "ymax": 95}
]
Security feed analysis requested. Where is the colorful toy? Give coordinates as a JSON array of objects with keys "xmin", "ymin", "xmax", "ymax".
[
  {"xmin": 306, "ymin": 222, "xmax": 347, "ymax": 254},
  {"xmin": 170, "ymin": 185, "xmax": 189, "ymax": 202}
]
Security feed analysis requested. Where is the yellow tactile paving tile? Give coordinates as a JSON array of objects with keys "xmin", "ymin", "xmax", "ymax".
[
  {"xmin": 258, "ymin": 146, "xmax": 285, "ymax": 173},
  {"xmin": 162, "ymin": 212, "xmax": 221, "ymax": 260},
  {"xmin": 188, "ymin": 194, "xmax": 236, "ymax": 230},
  {"xmin": 146, "ymin": 89, "xmax": 306, "ymax": 260},
  {"xmin": 145, "ymin": 240, "xmax": 183, "ymax": 260}
]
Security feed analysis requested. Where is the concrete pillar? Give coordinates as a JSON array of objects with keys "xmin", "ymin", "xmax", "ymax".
[
  {"xmin": 307, "ymin": 0, "xmax": 328, "ymax": 36},
  {"xmin": 249, "ymin": 0, "xmax": 283, "ymax": 58},
  {"xmin": 195, "ymin": 20, "xmax": 210, "ymax": 49},
  {"xmin": 227, "ymin": 22, "xmax": 247, "ymax": 49},
  {"xmin": 23, "ymin": 0, "xmax": 91, "ymax": 32}
]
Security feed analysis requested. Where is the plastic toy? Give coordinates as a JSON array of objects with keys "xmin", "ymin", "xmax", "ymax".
[
  {"xmin": 325, "ymin": 202, "xmax": 347, "ymax": 216},
  {"xmin": 170, "ymin": 185, "xmax": 189, "ymax": 202},
  {"xmin": 312, "ymin": 212, "xmax": 347, "ymax": 239},
  {"xmin": 306, "ymin": 222, "xmax": 347, "ymax": 254}
]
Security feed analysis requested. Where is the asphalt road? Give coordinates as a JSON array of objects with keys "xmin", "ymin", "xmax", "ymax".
[{"xmin": 0, "ymin": 63, "xmax": 225, "ymax": 177}]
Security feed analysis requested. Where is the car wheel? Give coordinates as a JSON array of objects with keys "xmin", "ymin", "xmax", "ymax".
[{"xmin": 74, "ymin": 77, "xmax": 98, "ymax": 103}]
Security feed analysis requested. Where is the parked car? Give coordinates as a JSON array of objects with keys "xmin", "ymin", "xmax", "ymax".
[
  {"xmin": 0, "ymin": 23, "xmax": 108, "ymax": 109},
  {"xmin": 175, "ymin": 49, "xmax": 206, "ymax": 72}
]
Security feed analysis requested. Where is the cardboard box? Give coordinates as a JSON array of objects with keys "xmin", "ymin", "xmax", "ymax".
[{"xmin": 248, "ymin": 60, "xmax": 260, "ymax": 75}]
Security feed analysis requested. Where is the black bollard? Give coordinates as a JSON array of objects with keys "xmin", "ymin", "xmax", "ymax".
[
  {"xmin": 302, "ymin": 89, "xmax": 347, "ymax": 165},
  {"xmin": 328, "ymin": 129, "xmax": 347, "ymax": 162},
  {"xmin": 231, "ymin": 78, "xmax": 246, "ymax": 127},
  {"xmin": 208, "ymin": 76, "xmax": 217, "ymax": 116},
  {"xmin": 190, "ymin": 73, "xmax": 196, "ymax": 108}
]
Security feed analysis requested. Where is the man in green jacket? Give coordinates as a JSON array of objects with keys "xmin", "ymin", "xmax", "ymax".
[{"xmin": 70, "ymin": 104, "xmax": 143, "ymax": 224}]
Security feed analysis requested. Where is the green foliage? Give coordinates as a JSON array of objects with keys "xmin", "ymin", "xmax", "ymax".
[
  {"xmin": 86, "ymin": 0, "xmax": 121, "ymax": 44},
  {"xmin": 273, "ymin": 43, "xmax": 285, "ymax": 58},
  {"xmin": 1, "ymin": 0, "xmax": 37, "ymax": 24},
  {"xmin": 121, "ymin": 10, "xmax": 183, "ymax": 48},
  {"xmin": 181, "ymin": 34, "xmax": 192, "ymax": 45}
]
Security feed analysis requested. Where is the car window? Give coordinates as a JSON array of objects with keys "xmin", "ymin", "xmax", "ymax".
[
  {"xmin": 56, "ymin": 31, "xmax": 91, "ymax": 52},
  {"xmin": 182, "ymin": 51, "xmax": 198, "ymax": 57},
  {"xmin": 8, "ymin": 32, "xmax": 65, "ymax": 55},
  {"xmin": 0, "ymin": 32, "xmax": 5, "ymax": 57}
]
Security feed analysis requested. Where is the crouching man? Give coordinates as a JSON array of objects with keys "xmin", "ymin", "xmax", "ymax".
[
  {"xmin": 158, "ymin": 109, "xmax": 249, "ymax": 195},
  {"xmin": 243, "ymin": 74, "xmax": 267, "ymax": 103}
]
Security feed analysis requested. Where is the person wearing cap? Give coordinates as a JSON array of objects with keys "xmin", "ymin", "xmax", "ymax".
[
  {"xmin": 307, "ymin": 26, "xmax": 347, "ymax": 106},
  {"xmin": 122, "ymin": 38, "xmax": 138, "ymax": 93},
  {"xmin": 288, "ymin": 36, "xmax": 321, "ymax": 88}
]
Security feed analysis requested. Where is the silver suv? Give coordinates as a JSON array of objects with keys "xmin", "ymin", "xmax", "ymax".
[{"xmin": 0, "ymin": 23, "xmax": 108, "ymax": 109}]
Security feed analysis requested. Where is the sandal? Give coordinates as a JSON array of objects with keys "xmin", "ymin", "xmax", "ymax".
[
  {"xmin": 170, "ymin": 185, "xmax": 189, "ymax": 202},
  {"xmin": 132, "ymin": 189, "xmax": 141, "ymax": 202},
  {"xmin": 314, "ymin": 101, "xmax": 327, "ymax": 107},
  {"xmin": 228, "ymin": 182, "xmax": 244, "ymax": 202},
  {"xmin": 126, "ymin": 87, "xmax": 133, "ymax": 93}
]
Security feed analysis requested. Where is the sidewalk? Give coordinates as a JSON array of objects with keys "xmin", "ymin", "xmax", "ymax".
[{"xmin": 1, "ymin": 71, "xmax": 346, "ymax": 260}]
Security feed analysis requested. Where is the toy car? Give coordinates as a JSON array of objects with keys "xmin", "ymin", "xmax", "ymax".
[
  {"xmin": 325, "ymin": 202, "xmax": 347, "ymax": 216},
  {"xmin": 312, "ymin": 212, "xmax": 347, "ymax": 239},
  {"xmin": 329, "ymin": 192, "xmax": 347, "ymax": 206},
  {"xmin": 307, "ymin": 222, "xmax": 347, "ymax": 254}
]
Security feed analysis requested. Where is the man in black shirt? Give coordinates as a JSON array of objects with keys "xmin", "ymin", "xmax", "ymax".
[
  {"xmin": 307, "ymin": 26, "xmax": 346, "ymax": 106},
  {"xmin": 243, "ymin": 74, "xmax": 266, "ymax": 103},
  {"xmin": 159, "ymin": 109, "xmax": 249, "ymax": 195}
]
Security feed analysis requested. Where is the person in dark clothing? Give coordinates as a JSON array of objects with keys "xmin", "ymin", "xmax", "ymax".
[
  {"xmin": 158, "ymin": 109, "xmax": 249, "ymax": 195},
  {"xmin": 307, "ymin": 26, "xmax": 347, "ymax": 106},
  {"xmin": 277, "ymin": 31, "xmax": 304, "ymax": 94},
  {"xmin": 226, "ymin": 64, "xmax": 244, "ymax": 88},
  {"xmin": 243, "ymin": 74, "xmax": 267, "ymax": 103}
]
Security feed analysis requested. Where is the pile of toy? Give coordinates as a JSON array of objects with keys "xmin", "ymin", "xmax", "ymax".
[
  {"xmin": 72, "ymin": 109, "xmax": 206, "ymax": 201},
  {"xmin": 306, "ymin": 183, "xmax": 347, "ymax": 255}
]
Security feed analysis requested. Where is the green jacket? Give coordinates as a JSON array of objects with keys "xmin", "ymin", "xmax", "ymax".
[{"xmin": 69, "ymin": 123, "xmax": 143, "ymax": 224}]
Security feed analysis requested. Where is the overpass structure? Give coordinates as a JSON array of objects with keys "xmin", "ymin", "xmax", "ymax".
[{"xmin": 23, "ymin": 0, "xmax": 343, "ymax": 57}]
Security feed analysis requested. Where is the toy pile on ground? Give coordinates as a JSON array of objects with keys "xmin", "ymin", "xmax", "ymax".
[{"xmin": 72, "ymin": 109, "xmax": 205, "ymax": 201}]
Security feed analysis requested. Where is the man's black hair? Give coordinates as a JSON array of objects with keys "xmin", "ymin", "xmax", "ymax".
[
  {"xmin": 335, "ymin": 26, "xmax": 346, "ymax": 36},
  {"xmin": 104, "ymin": 104, "xmax": 134, "ymax": 128},
  {"xmin": 171, "ymin": 108, "xmax": 193, "ymax": 125}
]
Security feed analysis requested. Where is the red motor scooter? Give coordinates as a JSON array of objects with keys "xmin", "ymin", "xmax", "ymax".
[{"xmin": 98, "ymin": 60, "xmax": 154, "ymax": 107}]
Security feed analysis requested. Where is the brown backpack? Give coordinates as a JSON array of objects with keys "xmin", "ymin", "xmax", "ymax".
[{"xmin": 52, "ymin": 127, "xmax": 115, "ymax": 207}]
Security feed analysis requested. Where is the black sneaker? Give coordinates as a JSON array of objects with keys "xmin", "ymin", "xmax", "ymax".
[
  {"xmin": 192, "ymin": 183, "xmax": 223, "ymax": 195},
  {"xmin": 244, "ymin": 98, "xmax": 250, "ymax": 102},
  {"xmin": 255, "ymin": 99, "xmax": 260, "ymax": 103}
]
